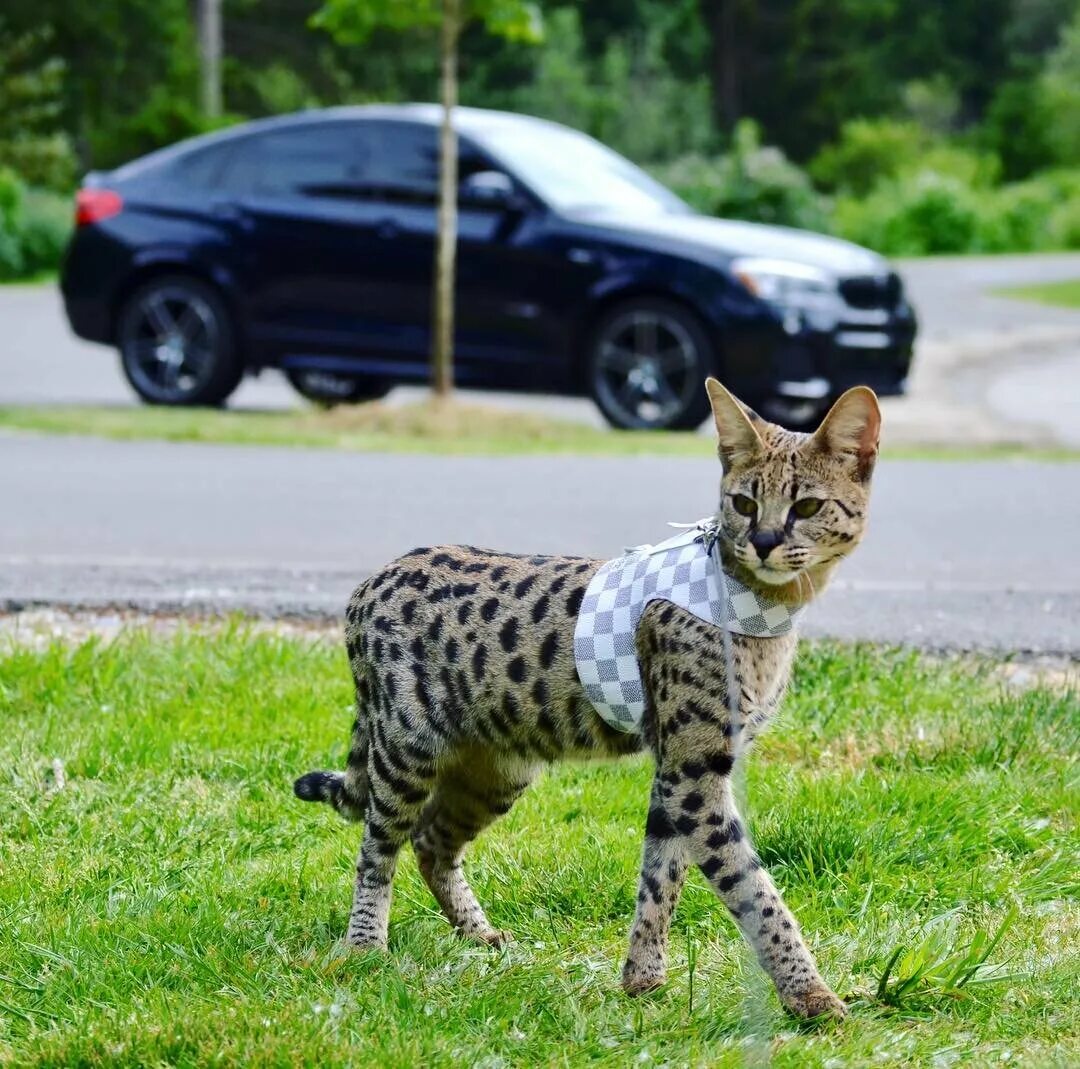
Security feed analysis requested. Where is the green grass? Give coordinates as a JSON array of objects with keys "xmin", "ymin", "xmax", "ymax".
[
  {"xmin": 1, "ymin": 629, "xmax": 1077, "ymax": 1067},
  {"xmin": 994, "ymin": 278, "xmax": 1080, "ymax": 309},
  {"xmin": 1, "ymin": 402, "xmax": 1079, "ymax": 461},
  {"xmin": 0, "ymin": 271, "xmax": 57, "ymax": 287}
]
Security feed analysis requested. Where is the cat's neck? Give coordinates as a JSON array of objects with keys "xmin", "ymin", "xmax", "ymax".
[{"xmin": 720, "ymin": 543, "xmax": 837, "ymax": 609}]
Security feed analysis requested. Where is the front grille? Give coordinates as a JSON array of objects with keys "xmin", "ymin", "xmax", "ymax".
[{"xmin": 839, "ymin": 272, "xmax": 902, "ymax": 310}]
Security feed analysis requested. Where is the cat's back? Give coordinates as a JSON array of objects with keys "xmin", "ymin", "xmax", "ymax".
[{"xmin": 346, "ymin": 545, "xmax": 600, "ymax": 685}]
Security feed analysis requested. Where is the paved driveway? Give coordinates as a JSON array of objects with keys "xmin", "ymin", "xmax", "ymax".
[{"xmin": 3, "ymin": 432, "xmax": 1078, "ymax": 654}]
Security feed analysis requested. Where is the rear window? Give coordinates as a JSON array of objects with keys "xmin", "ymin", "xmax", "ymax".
[{"xmin": 169, "ymin": 143, "xmax": 237, "ymax": 187}]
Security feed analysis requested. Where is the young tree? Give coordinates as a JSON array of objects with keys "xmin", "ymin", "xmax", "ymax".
[{"xmin": 312, "ymin": 0, "xmax": 540, "ymax": 399}]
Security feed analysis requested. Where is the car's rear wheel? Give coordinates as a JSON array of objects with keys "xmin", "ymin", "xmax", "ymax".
[
  {"xmin": 587, "ymin": 298, "xmax": 713, "ymax": 430},
  {"xmin": 285, "ymin": 369, "xmax": 390, "ymax": 406},
  {"xmin": 117, "ymin": 276, "xmax": 242, "ymax": 406}
]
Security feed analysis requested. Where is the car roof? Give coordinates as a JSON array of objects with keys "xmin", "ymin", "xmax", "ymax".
[{"xmin": 106, "ymin": 105, "xmax": 569, "ymax": 181}]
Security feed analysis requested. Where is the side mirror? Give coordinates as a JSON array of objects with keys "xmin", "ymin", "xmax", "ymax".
[{"xmin": 459, "ymin": 170, "xmax": 525, "ymax": 210}]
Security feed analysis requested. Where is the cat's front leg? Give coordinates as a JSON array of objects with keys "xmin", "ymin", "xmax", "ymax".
[
  {"xmin": 622, "ymin": 778, "xmax": 690, "ymax": 995},
  {"xmin": 641, "ymin": 741, "xmax": 845, "ymax": 1019},
  {"xmin": 626, "ymin": 734, "xmax": 851, "ymax": 1019}
]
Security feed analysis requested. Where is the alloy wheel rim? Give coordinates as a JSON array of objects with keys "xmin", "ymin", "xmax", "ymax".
[
  {"xmin": 124, "ymin": 287, "xmax": 218, "ymax": 399},
  {"xmin": 594, "ymin": 311, "xmax": 699, "ymax": 428}
]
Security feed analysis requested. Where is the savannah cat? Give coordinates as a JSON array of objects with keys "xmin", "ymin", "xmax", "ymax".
[{"xmin": 294, "ymin": 377, "xmax": 880, "ymax": 1020}]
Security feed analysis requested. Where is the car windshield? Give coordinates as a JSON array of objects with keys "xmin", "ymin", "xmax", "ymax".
[{"xmin": 474, "ymin": 121, "xmax": 689, "ymax": 215}]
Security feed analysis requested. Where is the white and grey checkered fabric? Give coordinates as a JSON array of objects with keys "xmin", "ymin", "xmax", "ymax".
[{"xmin": 574, "ymin": 522, "xmax": 804, "ymax": 733}]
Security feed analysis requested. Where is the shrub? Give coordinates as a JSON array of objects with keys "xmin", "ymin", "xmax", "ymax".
[
  {"xmin": 18, "ymin": 187, "xmax": 71, "ymax": 275},
  {"xmin": 833, "ymin": 174, "xmax": 980, "ymax": 256},
  {"xmin": 810, "ymin": 119, "xmax": 1000, "ymax": 197},
  {"xmin": 810, "ymin": 119, "xmax": 927, "ymax": 196},
  {"xmin": 651, "ymin": 120, "xmax": 830, "ymax": 232},
  {"xmin": 1048, "ymin": 195, "xmax": 1080, "ymax": 249},
  {"xmin": 0, "ymin": 167, "xmax": 71, "ymax": 281}
]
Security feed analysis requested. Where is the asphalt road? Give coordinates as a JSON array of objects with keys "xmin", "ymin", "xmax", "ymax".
[{"xmin": 3, "ymin": 432, "xmax": 1078, "ymax": 654}]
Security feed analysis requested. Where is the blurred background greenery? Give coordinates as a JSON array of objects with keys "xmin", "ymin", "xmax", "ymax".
[{"xmin": 4, "ymin": 0, "xmax": 1080, "ymax": 280}]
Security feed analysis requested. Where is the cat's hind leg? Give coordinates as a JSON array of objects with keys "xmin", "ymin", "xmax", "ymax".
[
  {"xmin": 411, "ymin": 748, "xmax": 538, "ymax": 946},
  {"xmin": 346, "ymin": 705, "xmax": 440, "ymax": 949}
]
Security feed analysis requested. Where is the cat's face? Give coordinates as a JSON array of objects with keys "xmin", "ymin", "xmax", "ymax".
[{"xmin": 705, "ymin": 378, "xmax": 880, "ymax": 588}]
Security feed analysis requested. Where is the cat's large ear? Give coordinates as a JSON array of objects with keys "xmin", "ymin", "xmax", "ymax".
[
  {"xmin": 812, "ymin": 386, "xmax": 881, "ymax": 481},
  {"xmin": 705, "ymin": 377, "xmax": 764, "ymax": 467}
]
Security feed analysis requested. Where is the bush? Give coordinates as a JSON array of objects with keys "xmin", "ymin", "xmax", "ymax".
[
  {"xmin": 0, "ymin": 167, "xmax": 71, "ymax": 281},
  {"xmin": 651, "ymin": 120, "xmax": 830, "ymax": 232},
  {"xmin": 831, "ymin": 167, "xmax": 1080, "ymax": 256},
  {"xmin": 833, "ymin": 174, "xmax": 980, "ymax": 256},
  {"xmin": 810, "ymin": 119, "xmax": 1000, "ymax": 196},
  {"xmin": 810, "ymin": 119, "xmax": 927, "ymax": 196}
]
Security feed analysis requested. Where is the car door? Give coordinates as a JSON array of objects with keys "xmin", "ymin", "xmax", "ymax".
[{"xmin": 215, "ymin": 121, "xmax": 434, "ymax": 372}]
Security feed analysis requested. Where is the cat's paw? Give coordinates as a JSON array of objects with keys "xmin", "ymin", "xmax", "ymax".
[
  {"xmin": 622, "ymin": 960, "xmax": 667, "ymax": 997},
  {"xmin": 779, "ymin": 982, "xmax": 848, "ymax": 1021},
  {"xmin": 475, "ymin": 928, "xmax": 514, "ymax": 949}
]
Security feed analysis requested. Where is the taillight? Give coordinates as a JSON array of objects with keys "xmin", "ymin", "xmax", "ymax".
[{"xmin": 75, "ymin": 188, "xmax": 123, "ymax": 226}]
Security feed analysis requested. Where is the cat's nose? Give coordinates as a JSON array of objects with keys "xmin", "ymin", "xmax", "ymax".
[{"xmin": 750, "ymin": 530, "xmax": 784, "ymax": 561}]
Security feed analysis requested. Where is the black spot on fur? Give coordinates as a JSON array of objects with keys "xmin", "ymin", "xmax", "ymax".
[
  {"xmin": 646, "ymin": 806, "xmax": 676, "ymax": 839},
  {"xmin": 507, "ymin": 656, "xmax": 528, "ymax": 683},
  {"xmin": 499, "ymin": 617, "xmax": 519, "ymax": 652},
  {"xmin": 540, "ymin": 632, "xmax": 559, "ymax": 669},
  {"xmin": 531, "ymin": 595, "xmax": 549, "ymax": 623},
  {"xmin": 472, "ymin": 644, "xmax": 488, "ymax": 681},
  {"xmin": 481, "ymin": 598, "xmax": 499, "ymax": 622}
]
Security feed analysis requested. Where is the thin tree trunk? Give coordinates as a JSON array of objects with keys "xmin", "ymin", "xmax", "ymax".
[
  {"xmin": 197, "ymin": 0, "xmax": 223, "ymax": 119},
  {"xmin": 432, "ymin": 0, "xmax": 461, "ymax": 399},
  {"xmin": 701, "ymin": 0, "xmax": 741, "ymax": 131}
]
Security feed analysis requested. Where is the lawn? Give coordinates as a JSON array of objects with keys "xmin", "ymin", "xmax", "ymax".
[
  {"xmin": 1, "ymin": 402, "xmax": 1079, "ymax": 461},
  {"xmin": 1, "ymin": 628, "xmax": 1077, "ymax": 1067},
  {"xmin": 994, "ymin": 278, "xmax": 1080, "ymax": 309}
]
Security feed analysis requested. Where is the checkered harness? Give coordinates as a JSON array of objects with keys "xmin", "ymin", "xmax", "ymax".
[{"xmin": 573, "ymin": 519, "xmax": 804, "ymax": 733}]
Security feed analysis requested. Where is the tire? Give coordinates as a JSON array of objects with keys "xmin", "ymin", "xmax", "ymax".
[
  {"xmin": 117, "ymin": 275, "xmax": 243, "ymax": 406},
  {"xmin": 285, "ymin": 369, "xmax": 391, "ymax": 406},
  {"xmin": 586, "ymin": 297, "xmax": 714, "ymax": 430}
]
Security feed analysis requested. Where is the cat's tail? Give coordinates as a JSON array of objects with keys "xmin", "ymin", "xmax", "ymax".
[{"xmin": 293, "ymin": 768, "xmax": 367, "ymax": 821}]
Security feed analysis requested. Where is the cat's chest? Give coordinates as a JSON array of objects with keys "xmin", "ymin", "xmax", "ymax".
[{"xmin": 732, "ymin": 632, "xmax": 797, "ymax": 725}]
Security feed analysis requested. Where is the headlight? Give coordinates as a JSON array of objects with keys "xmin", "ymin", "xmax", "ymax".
[{"xmin": 731, "ymin": 257, "xmax": 841, "ymax": 331}]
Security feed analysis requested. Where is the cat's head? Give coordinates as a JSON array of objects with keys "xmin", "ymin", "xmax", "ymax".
[{"xmin": 705, "ymin": 377, "xmax": 880, "ymax": 592}]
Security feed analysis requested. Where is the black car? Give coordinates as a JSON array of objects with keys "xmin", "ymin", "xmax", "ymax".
[{"xmin": 61, "ymin": 105, "xmax": 916, "ymax": 430}]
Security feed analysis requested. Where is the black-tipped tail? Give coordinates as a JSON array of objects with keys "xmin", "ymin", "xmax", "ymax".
[
  {"xmin": 294, "ymin": 770, "xmax": 342, "ymax": 803},
  {"xmin": 293, "ymin": 769, "xmax": 365, "ymax": 821}
]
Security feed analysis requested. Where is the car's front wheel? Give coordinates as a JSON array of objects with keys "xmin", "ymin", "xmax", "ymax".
[
  {"xmin": 117, "ymin": 275, "xmax": 243, "ymax": 406},
  {"xmin": 285, "ymin": 369, "xmax": 390, "ymax": 406},
  {"xmin": 587, "ymin": 298, "xmax": 713, "ymax": 430}
]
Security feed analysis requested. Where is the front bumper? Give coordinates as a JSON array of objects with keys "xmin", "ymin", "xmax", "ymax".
[{"xmin": 723, "ymin": 272, "xmax": 917, "ymax": 417}]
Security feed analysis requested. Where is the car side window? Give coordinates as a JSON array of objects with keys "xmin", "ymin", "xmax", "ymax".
[
  {"xmin": 216, "ymin": 121, "xmax": 507, "ymax": 208},
  {"xmin": 359, "ymin": 122, "xmax": 439, "ymax": 197},
  {"xmin": 220, "ymin": 126, "xmax": 369, "ymax": 197}
]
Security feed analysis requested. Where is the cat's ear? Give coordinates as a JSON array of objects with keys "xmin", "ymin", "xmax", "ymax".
[
  {"xmin": 813, "ymin": 386, "xmax": 881, "ymax": 480},
  {"xmin": 705, "ymin": 377, "xmax": 764, "ymax": 466}
]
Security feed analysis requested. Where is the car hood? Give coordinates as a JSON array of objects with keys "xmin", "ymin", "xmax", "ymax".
[{"xmin": 574, "ymin": 208, "xmax": 888, "ymax": 277}]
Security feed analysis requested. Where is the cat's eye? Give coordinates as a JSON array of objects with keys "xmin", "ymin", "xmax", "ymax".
[
  {"xmin": 731, "ymin": 494, "xmax": 758, "ymax": 517},
  {"xmin": 792, "ymin": 498, "xmax": 823, "ymax": 519}
]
